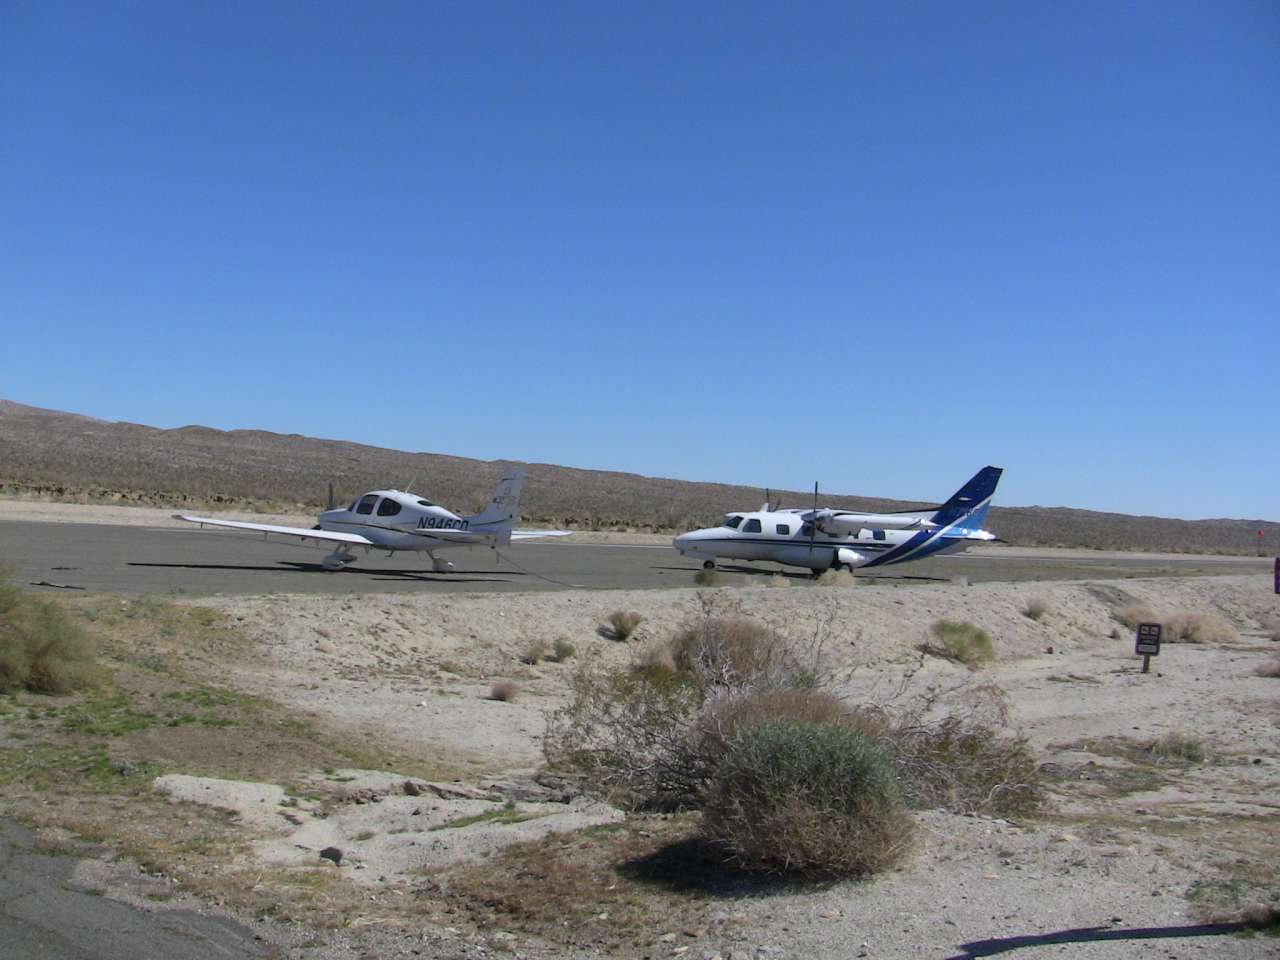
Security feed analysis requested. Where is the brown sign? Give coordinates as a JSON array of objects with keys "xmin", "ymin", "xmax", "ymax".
[{"xmin": 1135, "ymin": 622, "xmax": 1161, "ymax": 656}]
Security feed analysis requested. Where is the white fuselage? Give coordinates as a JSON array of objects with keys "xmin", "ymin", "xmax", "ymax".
[
  {"xmin": 317, "ymin": 490, "xmax": 482, "ymax": 552},
  {"xmin": 674, "ymin": 508, "xmax": 992, "ymax": 572}
]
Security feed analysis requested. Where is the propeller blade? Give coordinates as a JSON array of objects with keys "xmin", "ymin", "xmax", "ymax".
[
  {"xmin": 809, "ymin": 481, "xmax": 818, "ymax": 558},
  {"xmin": 326, "ymin": 480, "xmax": 335, "ymax": 512}
]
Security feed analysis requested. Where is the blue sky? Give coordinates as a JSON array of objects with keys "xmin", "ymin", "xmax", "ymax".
[{"xmin": 2, "ymin": 2, "xmax": 1276, "ymax": 520}]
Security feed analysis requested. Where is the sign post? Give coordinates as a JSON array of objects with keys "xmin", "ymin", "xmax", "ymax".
[{"xmin": 1135, "ymin": 622, "xmax": 1161, "ymax": 674}]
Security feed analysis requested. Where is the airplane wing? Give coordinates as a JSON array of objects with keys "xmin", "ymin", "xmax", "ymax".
[
  {"xmin": 174, "ymin": 515, "xmax": 374, "ymax": 545},
  {"xmin": 510, "ymin": 530, "xmax": 573, "ymax": 540}
]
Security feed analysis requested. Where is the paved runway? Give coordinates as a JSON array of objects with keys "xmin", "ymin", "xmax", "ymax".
[{"xmin": 2, "ymin": 519, "xmax": 1270, "ymax": 596}]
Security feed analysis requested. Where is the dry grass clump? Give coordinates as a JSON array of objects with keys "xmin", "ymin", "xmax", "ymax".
[
  {"xmin": 487, "ymin": 682, "xmax": 519, "ymax": 702},
  {"xmin": 1162, "ymin": 612, "xmax": 1238, "ymax": 644},
  {"xmin": 923, "ymin": 620, "xmax": 995, "ymax": 668},
  {"xmin": 606, "ymin": 611, "xmax": 643, "ymax": 641},
  {"xmin": 767, "ymin": 574, "xmax": 790, "ymax": 588},
  {"xmin": 0, "ymin": 566, "xmax": 98, "ymax": 694},
  {"xmin": 551, "ymin": 637, "xmax": 576, "ymax": 662},
  {"xmin": 1145, "ymin": 731, "xmax": 1206, "ymax": 763},
  {"xmin": 1254, "ymin": 655, "xmax": 1280, "ymax": 679},
  {"xmin": 521, "ymin": 641, "xmax": 548, "ymax": 665},
  {"xmin": 815, "ymin": 568, "xmax": 856, "ymax": 587},
  {"xmin": 1022, "ymin": 597, "xmax": 1049, "ymax": 621},
  {"xmin": 693, "ymin": 568, "xmax": 721, "ymax": 587},
  {"xmin": 702, "ymin": 721, "xmax": 913, "ymax": 877},
  {"xmin": 1113, "ymin": 605, "xmax": 1237, "ymax": 645},
  {"xmin": 668, "ymin": 617, "xmax": 804, "ymax": 691},
  {"xmin": 1115, "ymin": 605, "xmax": 1159, "ymax": 629}
]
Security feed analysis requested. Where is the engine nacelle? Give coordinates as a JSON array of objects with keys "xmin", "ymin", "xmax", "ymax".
[
  {"xmin": 813, "ymin": 510, "xmax": 934, "ymax": 536},
  {"xmin": 836, "ymin": 548, "xmax": 867, "ymax": 569}
]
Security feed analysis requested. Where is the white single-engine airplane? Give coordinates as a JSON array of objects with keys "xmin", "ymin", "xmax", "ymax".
[
  {"xmin": 673, "ymin": 466, "xmax": 1003, "ymax": 575},
  {"xmin": 176, "ymin": 466, "xmax": 565, "ymax": 572}
]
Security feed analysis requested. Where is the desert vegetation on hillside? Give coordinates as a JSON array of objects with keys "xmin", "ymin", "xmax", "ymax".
[{"xmin": 2, "ymin": 400, "xmax": 1275, "ymax": 551}]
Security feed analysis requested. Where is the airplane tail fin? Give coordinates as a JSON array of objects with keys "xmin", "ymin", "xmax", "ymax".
[
  {"xmin": 468, "ymin": 466, "xmax": 524, "ymax": 547},
  {"xmin": 931, "ymin": 466, "xmax": 1003, "ymax": 532}
]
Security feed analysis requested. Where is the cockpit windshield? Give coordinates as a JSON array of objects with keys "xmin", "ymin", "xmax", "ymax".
[{"xmin": 724, "ymin": 515, "xmax": 744, "ymax": 530}]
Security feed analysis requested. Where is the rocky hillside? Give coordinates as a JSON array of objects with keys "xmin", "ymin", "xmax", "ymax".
[{"xmin": 1, "ymin": 400, "xmax": 1274, "ymax": 553}]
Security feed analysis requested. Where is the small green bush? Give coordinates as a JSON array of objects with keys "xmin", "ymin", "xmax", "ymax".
[
  {"xmin": 693, "ymin": 569, "xmax": 721, "ymax": 587},
  {"xmin": 925, "ymin": 620, "xmax": 994, "ymax": 668},
  {"xmin": 606, "ymin": 611, "xmax": 643, "ymax": 641},
  {"xmin": 1022, "ymin": 598, "xmax": 1049, "ymax": 621},
  {"xmin": 551, "ymin": 638, "xmax": 576, "ymax": 662},
  {"xmin": 701, "ymin": 720, "xmax": 913, "ymax": 876},
  {"xmin": 0, "ymin": 568, "xmax": 98, "ymax": 694},
  {"xmin": 521, "ymin": 641, "xmax": 548, "ymax": 665}
]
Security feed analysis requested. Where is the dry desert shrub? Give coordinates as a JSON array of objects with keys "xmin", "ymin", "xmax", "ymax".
[
  {"xmin": 1254, "ymin": 655, "xmax": 1280, "ymax": 679},
  {"xmin": 0, "ymin": 566, "xmax": 98, "ymax": 694},
  {"xmin": 923, "ymin": 620, "xmax": 995, "ymax": 668},
  {"xmin": 606, "ymin": 610, "xmax": 643, "ymax": 641},
  {"xmin": 1145, "ymin": 731, "xmax": 1206, "ymax": 763},
  {"xmin": 767, "ymin": 574, "xmax": 790, "ymax": 588},
  {"xmin": 1022, "ymin": 597, "xmax": 1049, "ymax": 621},
  {"xmin": 669, "ymin": 617, "xmax": 806, "ymax": 692},
  {"xmin": 693, "ymin": 568, "xmax": 722, "ymax": 587},
  {"xmin": 1161, "ymin": 612, "xmax": 1238, "ymax": 644},
  {"xmin": 1115, "ymin": 605, "xmax": 1159, "ymax": 629},
  {"xmin": 701, "ymin": 720, "xmax": 913, "ymax": 877},
  {"xmin": 551, "ymin": 637, "xmax": 576, "ymax": 662},
  {"xmin": 815, "ymin": 568, "xmax": 856, "ymax": 587},
  {"xmin": 545, "ymin": 616, "xmax": 826, "ymax": 809},
  {"xmin": 488, "ymin": 682, "xmax": 519, "ymax": 702}
]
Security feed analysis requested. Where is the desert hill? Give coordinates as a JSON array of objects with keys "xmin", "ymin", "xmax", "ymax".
[{"xmin": 0, "ymin": 400, "xmax": 1274, "ymax": 554}]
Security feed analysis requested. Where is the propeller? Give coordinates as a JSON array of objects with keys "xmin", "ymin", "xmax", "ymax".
[
  {"xmin": 808, "ymin": 481, "xmax": 818, "ymax": 563},
  {"xmin": 326, "ymin": 480, "xmax": 336, "ymax": 512}
]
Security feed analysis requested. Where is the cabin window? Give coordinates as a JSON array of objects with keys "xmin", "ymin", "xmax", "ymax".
[
  {"xmin": 356, "ymin": 494, "xmax": 378, "ymax": 515},
  {"xmin": 377, "ymin": 498, "xmax": 402, "ymax": 517},
  {"xmin": 742, "ymin": 518, "xmax": 762, "ymax": 533},
  {"xmin": 775, "ymin": 523, "xmax": 790, "ymax": 535},
  {"xmin": 725, "ymin": 515, "xmax": 743, "ymax": 530},
  {"xmin": 873, "ymin": 529, "xmax": 886, "ymax": 541},
  {"xmin": 800, "ymin": 523, "xmax": 813, "ymax": 537},
  {"xmin": 347, "ymin": 499, "xmax": 360, "ymax": 512},
  {"xmin": 416, "ymin": 499, "xmax": 435, "ymax": 507}
]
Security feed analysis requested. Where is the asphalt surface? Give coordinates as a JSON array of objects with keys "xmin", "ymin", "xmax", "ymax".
[
  {"xmin": 0, "ymin": 818, "xmax": 262, "ymax": 960},
  {"xmin": 2, "ymin": 519, "xmax": 1271, "ymax": 596}
]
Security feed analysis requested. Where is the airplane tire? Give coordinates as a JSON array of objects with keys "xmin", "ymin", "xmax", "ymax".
[{"xmin": 702, "ymin": 560, "xmax": 716, "ymax": 570}]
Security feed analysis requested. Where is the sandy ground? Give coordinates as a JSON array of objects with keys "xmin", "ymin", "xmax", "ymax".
[{"xmin": 91, "ymin": 572, "xmax": 1273, "ymax": 959}]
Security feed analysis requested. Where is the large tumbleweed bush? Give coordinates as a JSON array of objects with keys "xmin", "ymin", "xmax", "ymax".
[
  {"xmin": 0, "ymin": 566, "xmax": 98, "ymax": 694},
  {"xmin": 702, "ymin": 720, "xmax": 913, "ymax": 877},
  {"xmin": 545, "ymin": 616, "xmax": 816, "ymax": 809},
  {"xmin": 856, "ymin": 686, "xmax": 1042, "ymax": 817}
]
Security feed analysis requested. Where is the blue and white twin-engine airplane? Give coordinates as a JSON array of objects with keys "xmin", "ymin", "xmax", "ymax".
[{"xmin": 673, "ymin": 466, "xmax": 1003, "ymax": 575}]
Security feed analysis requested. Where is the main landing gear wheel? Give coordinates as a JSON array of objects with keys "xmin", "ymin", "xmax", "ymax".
[
  {"xmin": 702, "ymin": 560, "xmax": 716, "ymax": 570},
  {"xmin": 321, "ymin": 552, "xmax": 353, "ymax": 572}
]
